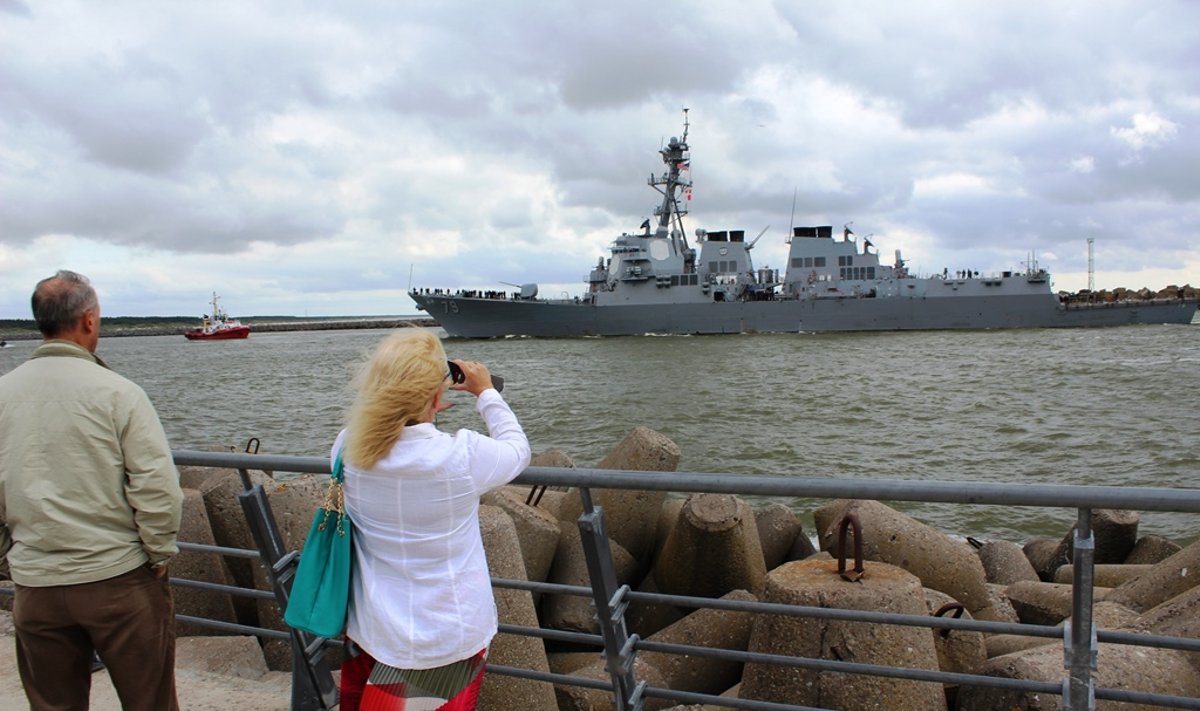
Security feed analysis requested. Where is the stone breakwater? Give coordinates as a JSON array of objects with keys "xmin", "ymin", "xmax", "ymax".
[
  {"xmin": 1059, "ymin": 283, "xmax": 1198, "ymax": 304},
  {"xmin": 0, "ymin": 317, "xmax": 437, "ymax": 341},
  {"xmin": 5, "ymin": 427, "xmax": 1196, "ymax": 710}
]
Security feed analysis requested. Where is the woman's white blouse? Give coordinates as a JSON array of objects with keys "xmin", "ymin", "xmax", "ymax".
[{"xmin": 335, "ymin": 388, "xmax": 531, "ymax": 669}]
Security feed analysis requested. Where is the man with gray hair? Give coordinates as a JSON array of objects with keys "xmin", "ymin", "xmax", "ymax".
[{"xmin": 0, "ymin": 270, "xmax": 184, "ymax": 710}]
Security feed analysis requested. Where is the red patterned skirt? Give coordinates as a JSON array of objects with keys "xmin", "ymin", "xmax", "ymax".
[{"xmin": 340, "ymin": 644, "xmax": 487, "ymax": 711}]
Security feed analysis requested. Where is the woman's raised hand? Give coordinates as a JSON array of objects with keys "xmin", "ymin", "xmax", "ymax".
[{"xmin": 449, "ymin": 359, "xmax": 494, "ymax": 397}]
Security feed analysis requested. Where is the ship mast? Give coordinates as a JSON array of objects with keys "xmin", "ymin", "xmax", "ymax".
[{"xmin": 650, "ymin": 108, "xmax": 693, "ymax": 256}]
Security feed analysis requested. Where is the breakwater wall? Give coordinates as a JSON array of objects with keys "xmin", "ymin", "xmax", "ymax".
[
  {"xmin": 0, "ymin": 317, "xmax": 437, "ymax": 341},
  {"xmin": 222, "ymin": 317, "xmax": 437, "ymax": 335},
  {"xmin": 54, "ymin": 428, "xmax": 1196, "ymax": 711}
]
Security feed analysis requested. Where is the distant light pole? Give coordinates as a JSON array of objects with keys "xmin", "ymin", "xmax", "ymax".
[{"xmin": 1087, "ymin": 238, "xmax": 1095, "ymax": 291}]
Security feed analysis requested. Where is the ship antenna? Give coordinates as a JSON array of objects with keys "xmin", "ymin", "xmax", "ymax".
[
  {"xmin": 747, "ymin": 224, "xmax": 770, "ymax": 250},
  {"xmin": 681, "ymin": 107, "xmax": 689, "ymax": 145},
  {"xmin": 786, "ymin": 187, "xmax": 797, "ymax": 243}
]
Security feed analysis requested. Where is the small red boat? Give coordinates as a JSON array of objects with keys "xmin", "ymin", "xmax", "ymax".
[{"xmin": 184, "ymin": 292, "xmax": 250, "ymax": 341}]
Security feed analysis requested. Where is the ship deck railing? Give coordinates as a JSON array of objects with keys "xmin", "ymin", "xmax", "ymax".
[{"xmin": 5, "ymin": 450, "xmax": 1195, "ymax": 711}]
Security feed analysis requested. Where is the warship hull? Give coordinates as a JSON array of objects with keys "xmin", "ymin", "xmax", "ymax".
[
  {"xmin": 411, "ymin": 114, "xmax": 1197, "ymax": 339},
  {"xmin": 411, "ymin": 291, "xmax": 1198, "ymax": 338}
]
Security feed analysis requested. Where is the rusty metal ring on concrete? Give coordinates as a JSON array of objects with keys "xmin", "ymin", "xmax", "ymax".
[
  {"xmin": 836, "ymin": 513, "xmax": 865, "ymax": 582},
  {"xmin": 933, "ymin": 602, "xmax": 966, "ymax": 638},
  {"xmin": 244, "ymin": 437, "xmax": 261, "ymax": 454}
]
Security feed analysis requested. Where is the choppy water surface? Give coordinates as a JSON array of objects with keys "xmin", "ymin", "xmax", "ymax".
[{"xmin": 3, "ymin": 325, "xmax": 1197, "ymax": 543}]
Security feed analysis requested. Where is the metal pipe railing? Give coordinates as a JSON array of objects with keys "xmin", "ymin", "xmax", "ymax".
[
  {"xmin": 174, "ymin": 450, "xmax": 1200, "ymax": 512},
  {"xmin": 165, "ymin": 449, "xmax": 1200, "ymax": 711}
]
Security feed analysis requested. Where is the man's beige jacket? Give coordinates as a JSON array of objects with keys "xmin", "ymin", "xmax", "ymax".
[{"xmin": 0, "ymin": 340, "xmax": 183, "ymax": 586}]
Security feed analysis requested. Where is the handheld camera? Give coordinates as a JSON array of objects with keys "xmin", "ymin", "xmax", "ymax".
[{"xmin": 447, "ymin": 360, "xmax": 504, "ymax": 393}]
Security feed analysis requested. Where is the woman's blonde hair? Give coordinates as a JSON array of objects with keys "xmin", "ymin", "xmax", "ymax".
[{"xmin": 344, "ymin": 329, "xmax": 448, "ymax": 469}]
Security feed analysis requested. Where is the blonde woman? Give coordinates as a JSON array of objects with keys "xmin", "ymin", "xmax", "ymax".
[{"xmin": 333, "ymin": 329, "xmax": 530, "ymax": 711}]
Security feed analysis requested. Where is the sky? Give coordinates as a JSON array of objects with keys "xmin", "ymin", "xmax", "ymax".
[{"xmin": 2, "ymin": 1, "xmax": 1198, "ymax": 318}]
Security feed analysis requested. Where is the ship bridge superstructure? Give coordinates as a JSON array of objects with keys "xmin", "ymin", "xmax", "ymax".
[{"xmin": 784, "ymin": 225, "xmax": 905, "ymax": 297}]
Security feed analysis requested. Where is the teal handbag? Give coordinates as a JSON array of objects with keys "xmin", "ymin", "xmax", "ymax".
[{"xmin": 284, "ymin": 449, "xmax": 353, "ymax": 638}]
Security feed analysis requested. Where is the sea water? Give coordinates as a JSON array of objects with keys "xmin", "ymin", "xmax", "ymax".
[{"xmin": 3, "ymin": 325, "xmax": 1197, "ymax": 544}]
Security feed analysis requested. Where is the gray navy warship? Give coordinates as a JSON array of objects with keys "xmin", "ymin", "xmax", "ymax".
[{"xmin": 410, "ymin": 114, "xmax": 1198, "ymax": 338}]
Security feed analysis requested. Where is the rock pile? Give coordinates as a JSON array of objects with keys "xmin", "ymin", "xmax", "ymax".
[
  {"xmin": 1059, "ymin": 283, "xmax": 1198, "ymax": 304},
  {"xmin": 81, "ymin": 428, "xmax": 1199, "ymax": 711}
]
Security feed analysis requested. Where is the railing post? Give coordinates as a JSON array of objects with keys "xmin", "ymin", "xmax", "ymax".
[
  {"xmin": 576, "ymin": 487, "xmax": 644, "ymax": 711},
  {"xmin": 1063, "ymin": 507, "xmax": 1097, "ymax": 711},
  {"xmin": 237, "ymin": 474, "xmax": 338, "ymax": 711}
]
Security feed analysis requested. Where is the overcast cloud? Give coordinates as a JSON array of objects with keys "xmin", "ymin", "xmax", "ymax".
[{"xmin": 2, "ymin": 0, "xmax": 1197, "ymax": 317}]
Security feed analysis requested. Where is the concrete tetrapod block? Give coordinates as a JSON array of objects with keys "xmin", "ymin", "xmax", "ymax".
[
  {"xmin": 740, "ymin": 559, "xmax": 947, "ymax": 711},
  {"xmin": 1005, "ymin": 580, "xmax": 1111, "ymax": 627},
  {"xmin": 653, "ymin": 498, "xmax": 687, "ymax": 566},
  {"xmin": 1124, "ymin": 534, "xmax": 1182, "ymax": 565},
  {"xmin": 637, "ymin": 589, "xmax": 758, "ymax": 697},
  {"xmin": 254, "ymin": 476, "xmax": 330, "ymax": 671},
  {"xmin": 814, "ymin": 499, "xmax": 992, "ymax": 616},
  {"xmin": 197, "ymin": 468, "xmax": 274, "ymax": 627},
  {"xmin": 923, "ymin": 588, "xmax": 986, "ymax": 694},
  {"xmin": 541, "ymin": 524, "xmax": 639, "ymax": 633},
  {"xmin": 977, "ymin": 539, "xmax": 1039, "ymax": 586},
  {"xmin": 811, "ymin": 499, "xmax": 855, "ymax": 550},
  {"xmin": 1090, "ymin": 599, "xmax": 1141, "ymax": 630},
  {"xmin": 480, "ymin": 487, "xmax": 562, "ymax": 587},
  {"xmin": 625, "ymin": 571, "xmax": 687, "ymax": 640},
  {"xmin": 178, "ymin": 465, "xmax": 225, "ymax": 490},
  {"xmin": 1053, "ymin": 563, "xmax": 1154, "ymax": 588},
  {"xmin": 500, "ymin": 484, "xmax": 572, "ymax": 521},
  {"xmin": 1104, "ymin": 537, "xmax": 1200, "ymax": 613},
  {"xmin": 787, "ymin": 527, "xmax": 818, "ymax": 562},
  {"xmin": 478, "ymin": 505, "xmax": 558, "ymax": 711},
  {"xmin": 557, "ymin": 427, "xmax": 680, "ymax": 566},
  {"xmin": 985, "ymin": 600, "xmax": 1139, "ymax": 661},
  {"xmin": 984, "ymin": 634, "xmax": 1056, "ymax": 658},
  {"xmin": 548, "ymin": 651, "xmax": 604, "ymax": 676},
  {"xmin": 508, "ymin": 449, "xmax": 576, "ymax": 520},
  {"xmin": 982, "ymin": 583, "xmax": 1020, "ymax": 624},
  {"xmin": 660, "ymin": 683, "xmax": 740, "ymax": 711},
  {"xmin": 555, "ymin": 655, "xmax": 671, "ymax": 711},
  {"xmin": 174, "ymin": 488, "xmax": 238, "ymax": 637},
  {"xmin": 1127, "ymin": 584, "xmax": 1200, "ymax": 672},
  {"xmin": 1023, "ymin": 537, "xmax": 1069, "ymax": 582},
  {"xmin": 954, "ymin": 641, "xmax": 1200, "ymax": 710},
  {"xmin": 1052, "ymin": 509, "xmax": 1140, "ymax": 566},
  {"xmin": 530, "ymin": 448, "xmax": 577, "ymax": 470},
  {"xmin": 263, "ymin": 476, "xmax": 330, "ymax": 551},
  {"xmin": 654, "ymin": 494, "xmax": 766, "ymax": 599},
  {"xmin": 754, "ymin": 503, "xmax": 804, "ymax": 571}
]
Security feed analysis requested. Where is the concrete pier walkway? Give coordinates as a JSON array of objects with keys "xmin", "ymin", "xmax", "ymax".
[{"xmin": 0, "ymin": 612, "xmax": 295, "ymax": 710}]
